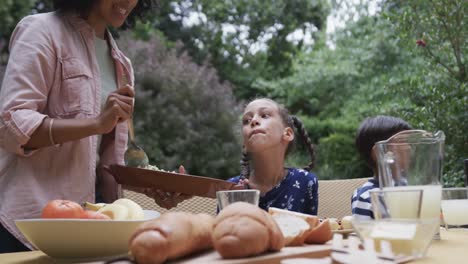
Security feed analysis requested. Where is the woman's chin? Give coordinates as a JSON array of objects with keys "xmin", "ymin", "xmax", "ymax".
[{"xmin": 110, "ymin": 19, "xmax": 126, "ymax": 28}]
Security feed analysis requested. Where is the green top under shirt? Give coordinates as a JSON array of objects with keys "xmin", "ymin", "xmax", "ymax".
[
  {"xmin": 94, "ymin": 35, "xmax": 117, "ymax": 158},
  {"xmin": 94, "ymin": 35, "xmax": 117, "ymax": 108}
]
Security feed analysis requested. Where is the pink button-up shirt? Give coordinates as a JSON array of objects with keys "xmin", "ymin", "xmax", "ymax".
[{"xmin": 0, "ymin": 12, "xmax": 133, "ymax": 248}]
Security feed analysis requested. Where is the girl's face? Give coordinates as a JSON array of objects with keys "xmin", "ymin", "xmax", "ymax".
[
  {"xmin": 241, "ymin": 99, "xmax": 294, "ymax": 153},
  {"xmin": 91, "ymin": 0, "xmax": 138, "ymax": 28}
]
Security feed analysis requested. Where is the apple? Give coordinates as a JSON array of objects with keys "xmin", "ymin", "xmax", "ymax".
[
  {"xmin": 41, "ymin": 200, "xmax": 84, "ymax": 219},
  {"xmin": 112, "ymin": 198, "xmax": 144, "ymax": 220},
  {"xmin": 97, "ymin": 204, "xmax": 129, "ymax": 220}
]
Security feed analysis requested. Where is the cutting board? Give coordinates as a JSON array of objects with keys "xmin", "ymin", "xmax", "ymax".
[{"xmin": 170, "ymin": 244, "xmax": 332, "ymax": 264}]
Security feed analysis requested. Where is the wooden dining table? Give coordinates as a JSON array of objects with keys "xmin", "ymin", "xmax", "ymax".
[{"xmin": 0, "ymin": 228, "xmax": 467, "ymax": 264}]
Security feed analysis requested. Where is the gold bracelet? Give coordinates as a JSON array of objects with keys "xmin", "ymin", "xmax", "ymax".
[{"xmin": 49, "ymin": 118, "xmax": 56, "ymax": 145}]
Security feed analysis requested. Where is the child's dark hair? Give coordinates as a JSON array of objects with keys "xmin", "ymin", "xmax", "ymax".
[
  {"xmin": 355, "ymin": 115, "xmax": 412, "ymax": 170},
  {"xmin": 240, "ymin": 98, "xmax": 316, "ymax": 178},
  {"xmin": 53, "ymin": 0, "xmax": 158, "ymax": 29}
]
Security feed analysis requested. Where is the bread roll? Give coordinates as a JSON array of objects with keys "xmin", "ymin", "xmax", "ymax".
[
  {"xmin": 129, "ymin": 212, "xmax": 214, "ymax": 264},
  {"xmin": 212, "ymin": 202, "xmax": 284, "ymax": 258},
  {"xmin": 341, "ymin": 215, "xmax": 354, "ymax": 229},
  {"xmin": 305, "ymin": 219, "xmax": 333, "ymax": 244},
  {"xmin": 268, "ymin": 207, "xmax": 319, "ymax": 246}
]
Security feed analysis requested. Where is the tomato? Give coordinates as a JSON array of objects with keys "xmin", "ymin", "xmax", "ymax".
[
  {"xmin": 81, "ymin": 210, "xmax": 111, "ymax": 220},
  {"xmin": 41, "ymin": 200, "xmax": 84, "ymax": 219}
]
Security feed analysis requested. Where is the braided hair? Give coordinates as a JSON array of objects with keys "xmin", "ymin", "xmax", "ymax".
[
  {"xmin": 240, "ymin": 99, "xmax": 316, "ymax": 179},
  {"xmin": 240, "ymin": 151, "xmax": 250, "ymax": 179},
  {"xmin": 291, "ymin": 116, "xmax": 316, "ymax": 171}
]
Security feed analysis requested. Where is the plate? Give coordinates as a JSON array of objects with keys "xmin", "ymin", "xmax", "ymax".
[
  {"xmin": 332, "ymin": 229, "xmax": 355, "ymax": 238},
  {"xmin": 109, "ymin": 165, "xmax": 236, "ymax": 198},
  {"xmin": 333, "ymin": 229, "xmax": 354, "ymax": 234},
  {"xmin": 15, "ymin": 210, "xmax": 160, "ymax": 259}
]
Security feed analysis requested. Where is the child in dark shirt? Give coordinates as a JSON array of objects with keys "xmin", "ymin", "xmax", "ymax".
[{"xmin": 351, "ymin": 115, "xmax": 412, "ymax": 219}]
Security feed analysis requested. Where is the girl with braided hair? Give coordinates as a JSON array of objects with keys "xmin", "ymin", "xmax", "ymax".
[{"xmin": 228, "ymin": 98, "xmax": 319, "ymax": 215}]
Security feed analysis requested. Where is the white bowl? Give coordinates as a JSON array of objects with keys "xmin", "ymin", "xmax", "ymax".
[{"xmin": 15, "ymin": 210, "xmax": 160, "ymax": 259}]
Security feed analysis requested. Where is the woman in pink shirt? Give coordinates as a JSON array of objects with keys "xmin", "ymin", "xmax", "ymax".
[{"xmin": 0, "ymin": 0, "xmax": 158, "ymax": 253}]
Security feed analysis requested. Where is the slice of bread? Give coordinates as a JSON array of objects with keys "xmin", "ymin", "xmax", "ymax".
[
  {"xmin": 271, "ymin": 214, "xmax": 310, "ymax": 246},
  {"xmin": 305, "ymin": 219, "xmax": 333, "ymax": 244},
  {"xmin": 268, "ymin": 207, "xmax": 319, "ymax": 246},
  {"xmin": 268, "ymin": 207, "xmax": 319, "ymax": 228}
]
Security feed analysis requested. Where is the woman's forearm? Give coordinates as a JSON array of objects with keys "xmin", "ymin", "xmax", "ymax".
[{"xmin": 24, "ymin": 117, "xmax": 102, "ymax": 149}]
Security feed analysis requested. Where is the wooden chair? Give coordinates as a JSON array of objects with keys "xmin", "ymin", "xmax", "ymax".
[
  {"xmin": 123, "ymin": 189, "xmax": 217, "ymax": 216},
  {"xmin": 317, "ymin": 177, "xmax": 370, "ymax": 219}
]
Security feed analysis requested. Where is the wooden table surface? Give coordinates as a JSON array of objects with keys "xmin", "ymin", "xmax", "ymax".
[
  {"xmin": 1, "ymin": 229, "xmax": 467, "ymax": 264},
  {"xmin": 411, "ymin": 228, "xmax": 468, "ymax": 264}
]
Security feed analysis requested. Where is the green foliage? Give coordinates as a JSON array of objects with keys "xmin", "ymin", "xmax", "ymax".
[
  {"xmin": 0, "ymin": 0, "xmax": 465, "ymax": 185},
  {"xmin": 117, "ymin": 33, "xmax": 242, "ymax": 179},
  {"xmin": 384, "ymin": 0, "xmax": 467, "ymax": 186},
  {"xmin": 253, "ymin": 16, "xmax": 412, "ymax": 180},
  {"xmin": 0, "ymin": 0, "xmax": 35, "ymax": 62},
  {"xmin": 317, "ymin": 133, "xmax": 369, "ymax": 180},
  {"xmin": 385, "ymin": 0, "xmax": 466, "ymax": 83},
  {"xmin": 131, "ymin": 21, "xmax": 157, "ymax": 41},
  {"xmin": 251, "ymin": 0, "xmax": 466, "ymax": 185},
  {"xmin": 388, "ymin": 69, "xmax": 468, "ymax": 186},
  {"xmin": 152, "ymin": 0, "xmax": 330, "ymax": 99}
]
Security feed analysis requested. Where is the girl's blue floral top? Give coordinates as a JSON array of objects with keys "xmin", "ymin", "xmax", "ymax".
[{"xmin": 227, "ymin": 168, "xmax": 319, "ymax": 215}]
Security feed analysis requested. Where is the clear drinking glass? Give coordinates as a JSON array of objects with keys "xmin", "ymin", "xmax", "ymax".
[
  {"xmin": 352, "ymin": 218, "xmax": 439, "ymax": 259},
  {"xmin": 370, "ymin": 189, "xmax": 423, "ymax": 219},
  {"xmin": 353, "ymin": 182, "xmax": 437, "ymax": 258},
  {"xmin": 216, "ymin": 190, "xmax": 260, "ymax": 210},
  {"xmin": 375, "ymin": 130, "xmax": 445, "ymax": 239},
  {"xmin": 441, "ymin": 187, "xmax": 468, "ymax": 229}
]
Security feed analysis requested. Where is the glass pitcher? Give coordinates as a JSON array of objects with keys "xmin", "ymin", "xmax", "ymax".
[{"xmin": 375, "ymin": 130, "xmax": 445, "ymax": 238}]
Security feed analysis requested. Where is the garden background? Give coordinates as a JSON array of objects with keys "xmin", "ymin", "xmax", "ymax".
[{"xmin": 0, "ymin": 0, "xmax": 466, "ymax": 186}]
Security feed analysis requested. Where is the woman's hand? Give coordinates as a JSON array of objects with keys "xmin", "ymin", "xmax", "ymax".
[
  {"xmin": 143, "ymin": 165, "xmax": 194, "ymax": 209},
  {"xmin": 96, "ymin": 84, "xmax": 135, "ymax": 134}
]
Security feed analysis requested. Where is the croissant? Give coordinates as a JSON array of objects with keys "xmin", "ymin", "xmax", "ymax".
[
  {"xmin": 212, "ymin": 202, "xmax": 285, "ymax": 258},
  {"xmin": 129, "ymin": 212, "xmax": 214, "ymax": 264}
]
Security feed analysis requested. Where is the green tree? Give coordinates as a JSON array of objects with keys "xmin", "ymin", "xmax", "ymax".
[
  {"xmin": 117, "ymin": 33, "xmax": 242, "ymax": 178},
  {"xmin": 259, "ymin": 0, "xmax": 467, "ymax": 184},
  {"xmin": 253, "ymin": 13, "xmax": 426, "ymax": 180},
  {"xmin": 386, "ymin": 0, "xmax": 466, "ymax": 83},
  {"xmin": 0, "ymin": 0, "xmax": 38, "ymax": 63},
  {"xmin": 152, "ymin": 0, "xmax": 330, "ymax": 99},
  {"xmin": 385, "ymin": 0, "xmax": 467, "ymax": 186}
]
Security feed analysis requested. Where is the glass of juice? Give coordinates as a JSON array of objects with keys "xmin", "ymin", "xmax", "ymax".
[
  {"xmin": 216, "ymin": 190, "xmax": 260, "ymax": 211},
  {"xmin": 352, "ymin": 218, "xmax": 439, "ymax": 259},
  {"xmin": 370, "ymin": 188, "xmax": 423, "ymax": 219},
  {"xmin": 441, "ymin": 187, "xmax": 468, "ymax": 229},
  {"xmin": 354, "ymin": 188, "xmax": 439, "ymax": 259}
]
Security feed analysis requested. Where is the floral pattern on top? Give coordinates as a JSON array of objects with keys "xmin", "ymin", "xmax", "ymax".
[{"xmin": 227, "ymin": 168, "xmax": 319, "ymax": 215}]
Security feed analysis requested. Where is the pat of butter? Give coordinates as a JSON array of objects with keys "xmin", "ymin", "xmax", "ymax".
[{"xmin": 370, "ymin": 222, "xmax": 417, "ymax": 240}]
